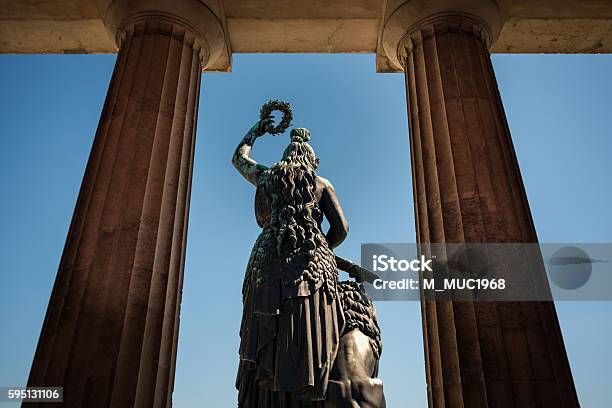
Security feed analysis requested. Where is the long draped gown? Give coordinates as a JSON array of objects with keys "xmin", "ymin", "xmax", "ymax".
[{"xmin": 236, "ymin": 178, "xmax": 346, "ymax": 407}]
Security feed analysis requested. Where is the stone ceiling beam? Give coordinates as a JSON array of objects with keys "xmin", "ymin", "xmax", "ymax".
[{"xmin": 1, "ymin": 0, "xmax": 612, "ymax": 72}]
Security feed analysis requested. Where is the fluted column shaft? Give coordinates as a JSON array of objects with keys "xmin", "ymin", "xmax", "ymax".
[
  {"xmin": 27, "ymin": 18, "xmax": 202, "ymax": 407},
  {"xmin": 402, "ymin": 15, "xmax": 580, "ymax": 408}
]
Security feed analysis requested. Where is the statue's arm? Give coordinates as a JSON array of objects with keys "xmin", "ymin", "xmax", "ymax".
[
  {"xmin": 320, "ymin": 178, "xmax": 349, "ymax": 249},
  {"xmin": 232, "ymin": 119, "xmax": 272, "ymax": 186}
]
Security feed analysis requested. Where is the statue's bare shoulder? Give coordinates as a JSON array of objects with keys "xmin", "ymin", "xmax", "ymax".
[
  {"xmin": 316, "ymin": 176, "xmax": 335, "ymax": 196},
  {"xmin": 317, "ymin": 176, "xmax": 333, "ymax": 188}
]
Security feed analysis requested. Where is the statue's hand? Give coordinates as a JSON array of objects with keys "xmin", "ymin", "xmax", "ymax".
[{"xmin": 250, "ymin": 115, "xmax": 274, "ymax": 137}]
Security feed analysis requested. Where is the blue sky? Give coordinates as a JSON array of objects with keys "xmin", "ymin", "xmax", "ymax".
[{"xmin": 0, "ymin": 53, "xmax": 611, "ymax": 407}]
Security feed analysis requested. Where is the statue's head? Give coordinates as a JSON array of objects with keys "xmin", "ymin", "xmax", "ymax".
[{"xmin": 281, "ymin": 128, "xmax": 319, "ymax": 171}]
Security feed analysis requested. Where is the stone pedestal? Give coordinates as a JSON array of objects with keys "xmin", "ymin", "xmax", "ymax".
[
  {"xmin": 398, "ymin": 13, "xmax": 580, "ymax": 408},
  {"xmin": 25, "ymin": 5, "xmax": 224, "ymax": 405}
]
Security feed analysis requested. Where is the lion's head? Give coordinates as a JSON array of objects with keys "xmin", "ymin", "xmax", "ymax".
[{"xmin": 337, "ymin": 280, "xmax": 382, "ymax": 359}]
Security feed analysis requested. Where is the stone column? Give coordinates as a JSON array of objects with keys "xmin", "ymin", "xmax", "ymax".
[
  {"xmin": 382, "ymin": 2, "xmax": 580, "ymax": 407},
  {"xmin": 26, "ymin": 2, "xmax": 226, "ymax": 407}
]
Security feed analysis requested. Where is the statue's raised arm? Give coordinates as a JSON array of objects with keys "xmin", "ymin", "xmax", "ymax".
[{"xmin": 231, "ymin": 116, "xmax": 273, "ymax": 186}]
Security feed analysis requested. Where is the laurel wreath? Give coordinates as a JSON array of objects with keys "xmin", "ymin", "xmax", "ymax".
[{"xmin": 259, "ymin": 100, "xmax": 293, "ymax": 135}]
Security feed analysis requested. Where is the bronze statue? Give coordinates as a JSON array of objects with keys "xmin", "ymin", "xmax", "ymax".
[{"xmin": 233, "ymin": 102, "xmax": 385, "ymax": 407}]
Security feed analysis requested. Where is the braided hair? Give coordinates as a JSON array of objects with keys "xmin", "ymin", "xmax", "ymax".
[{"xmin": 264, "ymin": 128, "xmax": 325, "ymax": 259}]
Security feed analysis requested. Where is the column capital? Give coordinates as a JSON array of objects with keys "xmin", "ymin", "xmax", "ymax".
[
  {"xmin": 96, "ymin": 0, "xmax": 230, "ymax": 71},
  {"xmin": 380, "ymin": 0, "xmax": 511, "ymax": 71}
]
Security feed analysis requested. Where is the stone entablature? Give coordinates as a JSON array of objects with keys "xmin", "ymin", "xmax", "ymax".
[{"xmin": 1, "ymin": 0, "xmax": 612, "ymax": 72}]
